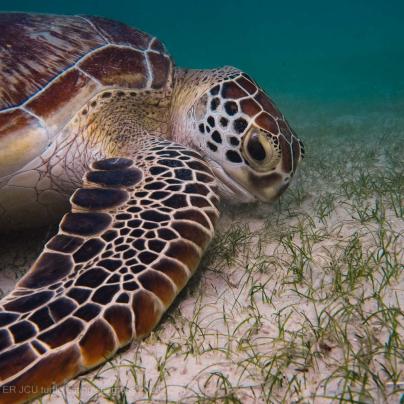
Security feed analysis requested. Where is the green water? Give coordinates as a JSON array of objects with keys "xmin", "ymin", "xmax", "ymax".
[{"xmin": 2, "ymin": 0, "xmax": 404, "ymax": 131}]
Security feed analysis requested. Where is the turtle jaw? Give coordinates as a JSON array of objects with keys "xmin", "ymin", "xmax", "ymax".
[
  {"xmin": 207, "ymin": 158, "xmax": 257, "ymax": 203},
  {"xmin": 209, "ymin": 157, "xmax": 290, "ymax": 203},
  {"xmin": 223, "ymin": 163, "xmax": 290, "ymax": 202}
]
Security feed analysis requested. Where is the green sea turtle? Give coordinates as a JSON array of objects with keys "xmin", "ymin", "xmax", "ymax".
[{"xmin": 0, "ymin": 13, "xmax": 304, "ymax": 403}]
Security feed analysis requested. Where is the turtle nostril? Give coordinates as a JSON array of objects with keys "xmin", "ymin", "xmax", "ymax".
[{"xmin": 247, "ymin": 133, "xmax": 266, "ymax": 161}]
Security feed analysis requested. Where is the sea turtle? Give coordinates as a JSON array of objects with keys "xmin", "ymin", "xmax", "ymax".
[{"xmin": 0, "ymin": 13, "xmax": 304, "ymax": 403}]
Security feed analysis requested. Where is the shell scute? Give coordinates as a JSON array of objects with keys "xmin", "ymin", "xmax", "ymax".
[
  {"xmin": 79, "ymin": 46, "xmax": 148, "ymax": 89},
  {"xmin": 0, "ymin": 13, "xmax": 106, "ymax": 110},
  {"xmin": 26, "ymin": 68, "xmax": 98, "ymax": 129},
  {"xmin": 149, "ymin": 52, "xmax": 172, "ymax": 89},
  {"xmin": 0, "ymin": 13, "xmax": 173, "ymax": 178}
]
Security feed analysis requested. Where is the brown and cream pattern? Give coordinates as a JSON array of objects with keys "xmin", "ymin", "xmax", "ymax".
[
  {"xmin": 0, "ymin": 13, "xmax": 304, "ymax": 403},
  {"xmin": 0, "ymin": 139, "xmax": 219, "ymax": 403}
]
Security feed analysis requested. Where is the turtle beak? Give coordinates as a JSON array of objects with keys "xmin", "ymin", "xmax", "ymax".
[{"xmin": 207, "ymin": 159, "xmax": 257, "ymax": 202}]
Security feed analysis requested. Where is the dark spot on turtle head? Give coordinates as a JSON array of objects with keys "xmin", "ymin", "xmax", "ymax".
[
  {"xmin": 210, "ymin": 98, "xmax": 220, "ymax": 111},
  {"xmin": 211, "ymin": 131, "xmax": 222, "ymax": 144},
  {"xmin": 220, "ymin": 117, "xmax": 229, "ymax": 127},
  {"xmin": 207, "ymin": 142, "xmax": 218, "ymax": 152},
  {"xmin": 230, "ymin": 137, "xmax": 240, "ymax": 146},
  {"xmin": 198, "ymin": 123, "xmax": 205, "ymax": 134},
  {"xmin": 210, "ymin": 85, "xmax": 220, "ymax": 95},
  {"xmin": 224, "ymin": 101, "xmax": 238, "ymax": 116},
  {"xmin": 233, "ymin": 118, "xmax": 248, "ymax": 134},
  {"xmin": 226, "ymin": 150, "xmax": 243, "ymax": 163},
  {"xmin": 207, "ymin": 116, "xmax": 215, "ymax": 127}
]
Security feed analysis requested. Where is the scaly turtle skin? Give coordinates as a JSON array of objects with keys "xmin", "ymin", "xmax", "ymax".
[{"xmin": 0, "ymin": 13, "xmax": 304, "ymax": 403}]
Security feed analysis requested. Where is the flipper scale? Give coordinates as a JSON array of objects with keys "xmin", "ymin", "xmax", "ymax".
[{"xmin": 0, "ymin": 139, "xmax": 219, "ymax": 403}]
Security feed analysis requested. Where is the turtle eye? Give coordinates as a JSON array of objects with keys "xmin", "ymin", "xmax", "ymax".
[{"xmin": 242, "ymin": 127, "xmax": 281, "ymax": 172}]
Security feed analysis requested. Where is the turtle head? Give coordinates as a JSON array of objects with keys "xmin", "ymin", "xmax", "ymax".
[{"xmin": 172, "ymin": 67, "xmax": 304, "ymax": 203}]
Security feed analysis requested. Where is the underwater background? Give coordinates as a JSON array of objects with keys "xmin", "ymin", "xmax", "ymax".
[
  {"xmin": 0, "ymin": 2, "xmax": 403, "ymax": 402},
  {"xmin": 1, "ymin": 0, "xmax": 403, "ymax": 129}
]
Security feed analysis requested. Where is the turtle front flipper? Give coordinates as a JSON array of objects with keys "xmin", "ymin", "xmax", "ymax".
[{"xmin": 0, "ymin": 139, "xmax": 219, "ymax": 404}]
